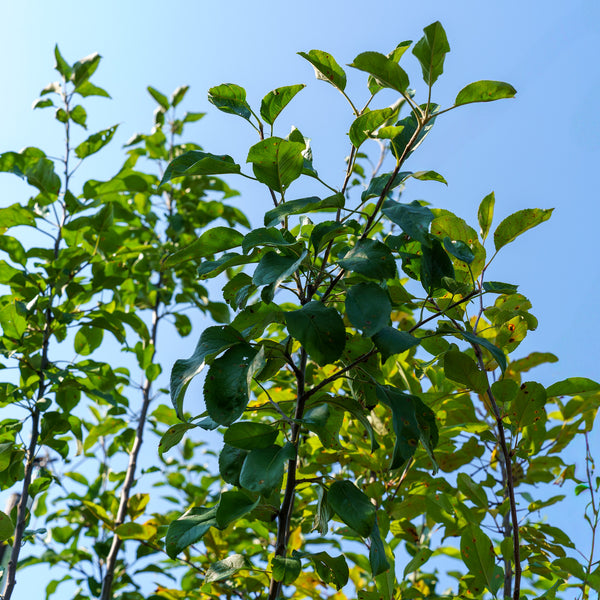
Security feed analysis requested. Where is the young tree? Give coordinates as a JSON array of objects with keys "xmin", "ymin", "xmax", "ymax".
[{"xmin": 0, "ymin": 20, "xmax": 597, "ymax": 600}]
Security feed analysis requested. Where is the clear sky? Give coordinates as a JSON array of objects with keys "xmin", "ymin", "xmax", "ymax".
[{"xmin": 1, "ymin": 1, "xmax": 598, "ymax": 597}]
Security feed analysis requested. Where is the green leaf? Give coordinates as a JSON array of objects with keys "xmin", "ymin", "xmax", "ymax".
[
  {"xmin": 327, "ymin": 480, "xmax": 375, "ymax": 538},
  {"xmin": 54, "ymin": 45, "xmax": 72, "ymax": 78},
  {"xmin": 493, "ymin": 208, "xmax": 553, "ymax": 251},
  {"xmin": 412, "ymin": 21, "xmax": 450, "ymax": 87},
  {"xmin": 361, "ymin": 171, "xmax": 410, "ymax": 203},
  {"xmin": 386, "ymin": 106, "xmax": 437, "ymax": 161},
  {"xmin": 509, "ymin": 352, "xmax": 558, "ymax": 374},
  {"xmin": 456, "ymin": 473, "xmax": 488, "ymax": 507},
  {"xmin": 171, "ymin": 85, "xmax": 189, "ymax": 107},
  {"xmin": 0, "ymin": 204, "xmax": 36, "ymax": 233},
  {"xmin": 264, "ymin": 194, "xmax": 343, "ymax": 227},
  {"xmin": 271, "ymin": 556, "xmax": 301, "ymax": 585},
  {"xmin": 73, "ymin": 326, "xmax": 103, "ymax": 356},
  {"xmin": 183, "ymin": 111, "xmax": 205, "ymax": 123},
  {"xmin": 223, "ymin": 421, "xmax": 278, "ymax": 450},
  {"xmin": 420, "ymin": 237, "xmax": 454, "ymax": 292},
  {"xmin": 74, "ymin": 125, "xmax": 118, "ymax": 159},
  {"xmin": 403, "ymin": 548, "xmax": 433, "ymax": 577},
  {"xmin": 349, "ymin": 52, "xmax": 409, "ymax": 93},
  {"xmin": 205, "ymin": 554, "xmax": 246, "ymax": 584},
  {"xmin": 215, "ymin": 491, "xmax": 259, "ymax": 529},
  {"xmin": 382, "ymin": 200, "xmax": 433, "ymax": 244},
  {"xmin": 460, "ymin": 524, "xmax": 500, "ymax": 594},
  {"xmin": 444, "ymin": 350, "xmax": 488, "ymax": 394},
  {"xmin": 297, "ymin": 50, "xmax": 347, "ymax": 92},
  {"xmin": 147, "ymin": 86, "xmax": 169, "ymax": 110},
  {"xmin": 303, "ymin": 551, "xmax": 349, "ymax": 590},
  {"xmin": 71, "ymin": 52, "xmax": 101, "ymax": 87},
  {"xmin": 338, "ymin": 239, "xmax": 397, "ymax": 280},
  {"xmin": 478, "ymin": 191, "xmax": 495, "ymax": 241},
  {"xmin": 160, "ymin": 150, "xmax": 241, "ymax": 186},
  {"xmin": 372, "ymin": 327, "xmax": 420, "ymax": 363},
  {"xmin": 70, "ymin": 105, "xmax": 87, "ymax": 128},
  {"xmin": 208, "ymin": 83, "xmax": 252, "ymax": 121},
  {"xmin": 547, "ymin": 377, "xmax": 600, "ymax": 397},
  {"xmin": 369, "ymin": 519, "xmax": 390, "ymax": 576},
  {"xmin": 239, "ymin": 442, "xmax": 295, "ymax": 495},
  {"xmin": 247, "ymin": 138, "xmax": 304, "ymax": 193},
  {"xmin": 312, "ymin": 486, "xmax": 333, "ymax": 535},
  {"xmin": 368, "ymin": 41, "xmax": 412, "ymax": 94},
  {"xmin": 165, "ymin": 507, "xmax": 217, "ymax": 559},
  {"xmin": 158, "ymin": 423, "xmax": 197, "ymax": 455},
  {"xmin": 197, "ymin": 252, "xmax": 259, "ymax": 280},
  {"xmin": 455, "ymin": 80, "xmax": 517, "ymax": 106},
  {"xmin": 170, "ymin": 326, "xmax": 245, "ymax": 419},
  {"xmin": 204, "ymin": 344, "xmax": 264, "ymax": 426},
  {"xmin": 32, "ymin": 98, "xmax": 54, "ymax": 110},
  {"xmin": 509, "ymin": 381, "xmax": 547, "ymax": 433},
  {"xmin": 376, "ymin": 385, "xmax": 438, "ymax": 471},
  {"xmin": 74, "ymin": 80, "xmax": 110, "ymax": 98},
  {"xmin": 310, "ymin": 220, "xmax": 360, "ymax": 253},
  {"xmin": 219, "ymin": 444, "xmax": 248, "ymax": 487},
  {"xmin": 253, "ymin": 250, "xmax": 306, "ymax": 287},
  {"xmin": 483, "ymin": 281, "xmax": 518, "ymax": 294},
  {"xmin": 115, "ymin": 522, "xmax": 157, "ymax": 541},
  {"xmin": 0, "ymin": 510, "xmax": 14, "ymax": 541},
  {"xmin": 346, "ymin": 282, "xmax": 391, "ymax": 337},
  {"xmin": 285, "ymin": 301, "xmax": 346, "ymax": 366},
  {"xmin": 164, "ymin": 226, "xmax": 244, "ymax": 268},
  {"xmin": 242, "ymin": 227, "xmax": 299, "ymax": 254},
  {"xmin": 443, "ymin": 238, "xmax": 474, "ymax": 264},
  {"xmin": 320, "ymin": 396, "xmax": 379, "ymax": 452},
  {"xmin": 461, "ymin": 331, "xmax": 507, "ymax": 373},
  {"xmin": 349, "ymin": 107, "xmax": 396, "ymax": 149},
  {"xmin": 260, "ymin": 84, "xmax": 305, "ymax": 125}
]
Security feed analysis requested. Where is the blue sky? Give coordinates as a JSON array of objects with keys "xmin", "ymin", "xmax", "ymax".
[{"xmin": 1, "ymin": 0, "xmax": 598, "ymax": 597}]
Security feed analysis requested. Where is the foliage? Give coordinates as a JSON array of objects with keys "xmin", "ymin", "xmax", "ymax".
[{"xmin": 0, "ymin": 22, "xmax": 598, "ymax": 600}]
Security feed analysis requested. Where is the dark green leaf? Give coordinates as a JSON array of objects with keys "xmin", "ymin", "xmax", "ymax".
[
  {"xmin": 165, "ymin": 507, "xmax": 217, "ymax": 559},
  {"xmin": 239, "ymin": 442, "xmax": 295, "ymax": 495},
  {"xmin": 264, "ymin": 194, "xmax": 343, "ymax": 228},
  {"xmin": 403, "ymin": 548, "xmax": 433, "ymax": 577},
  {"xmin": 349, "ymin": 107, "xmax": 396, "ymax": 149},
  {"xmin": 478, "ymin": 191, "xmax": 495, "ymax": 241},
  {"xmin": 372, "ymin": 327, "xmax": 420, "ymax": 363},
  {"xmin": 208, "ymin": 83, "xmax": 252, "ymax": 121},
  {"xmin": 198, "ymin": 252, "xmax": 259, "ymax": 280},
  {"xmin": 461, "ymin": 331, "xmax": 507, "ymax": 373},
  {"xmin": 455, "ymin": 80, "xmax": 517, "ymax": 106},
  {"xmin": 310, "ymin": 220, "xmax": 360, "ymax": 253},
  {"xmin": 361, "ymin": 171, "xmax": 410, "ymax": 203},
  {"xmin": 386, "ymin": 106, "xmax": 437, "ymax": 161},
  {"xmin": 327, "ymin": 480, "xmax": 375, "ymax": 538},
  {"xmin": 443, "ymin": 238, "xmax": 474, "ymax": 264},
  {"xmin": 74, "ymin": 125, "xmax": 118, "ymax": 159},
  {"xmin": 147, "ymin": 86, "xmax": 169, "ymax": 109},
  {"xmin": 271, "ymin": 556, "xmax": 301, "ymax": 585},
  {"xmin": 260, "ymin": 84, "xmax": 305, "ymax": 125},
  {"xmin": 412, "ymin": 21, "xmax": 450, "ymax": 87},
  {"xmin": 158, "ymin": 423, "xmax": 197, "ymax": 456},
  {"xmin": 298, "ymin": 50, "xmax": 347, "ymax": 92},
  {"xmin": 321, "ymin": 396, "xmax": 379, "ymax": 452},
  {"xmin": 304, "ymin": 551, "xmax": 349, "ymax": 590},
  {"xmin": 285, "ymin": 301, "xmax": 346, "ymax": 366},
  {"xmin": 164, "ymin": 227, "xmax": 244, "ymax": 268},
  {"xmin": 376, "ymin": 385, "xmax": 438, "ymax": 471},
  {"xmin": 170, "ymin": 326, "xmax": 245, "ymax": 419},
  {"xmin": 204, "ymin": 344, "xmax": 264, "ymax": 426},
  {"xmin": 349, "ymin": 52, "xmax": 409, "ymax": 93},
  {"xmin": 0, "ymin": 510, "xmax": 14, "ymax": 542},
  {"xmin": 338, "ymin": 239, "xmax": 397, "ymax": 280},
  {"xmin": 444, "ymin": 350, "xmax": 488, "ymax": 394},
  {"xmin": 346, "ymin": 282, "xmax": 391, "ymax": 337},
  {"xmin": 205, "ymin": 554, "xmax": 246, "ymax": 584},
  {"xmin": 219, "ymin": 444, "xmax": 248, "ymax": 486},
  {"xmin": 242, "ymin": 227, "xmax": 300, "ymax": 254},
  {"xmin": 483, "ymin": 281, "xmax": 518, "ymax": 294},
  {"xmin": 247, "ymin": 138, "xmax": 304, "ymax": 193},
  {"xmin": 369, "ymin": 519, "xmax": 390, "ymax": 576},
  {"xmin": 223, "ymin": 421, "xmax": 278, "ymax": 450},
  {"xmin": 420, "ymin": 237, "xmax": 454, "ymax": 292},
  {"xmin": 382, "ymin": 200, "xmax": 433, "ymax": 244},
  {"xmin": 493, "ymin": 208, "xmax": 553, "ymax": 251},
  {"xmin": 215, "ymin": 491, "xmax": 259, "ymax": 529},
  {"xmin": 252, "ymin": 250, "xmax": 306, "ymax": 287},
  {"xmin": 160, "ymin": 150, "xmax": 241, "ymax": 185},
  {"xmin": 368, "ymin": 41, "xmax": 412, "ymax": 94}
]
